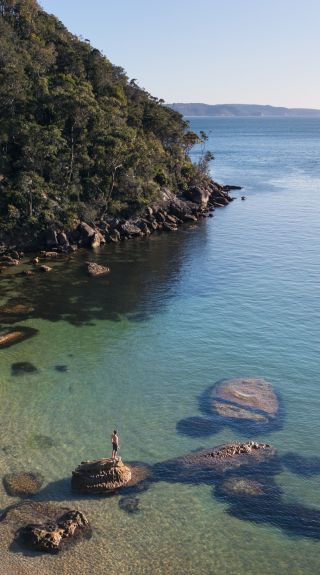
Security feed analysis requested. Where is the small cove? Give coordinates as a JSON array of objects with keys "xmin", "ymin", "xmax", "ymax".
[{"xmin": 0, "ymin": 117, "xmax": 320, "ymax": 574}]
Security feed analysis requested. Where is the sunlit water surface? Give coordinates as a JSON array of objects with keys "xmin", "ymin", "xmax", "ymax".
[{"xmin": 0, "ymin": 118, "xmax": 320, "ymax": 574}]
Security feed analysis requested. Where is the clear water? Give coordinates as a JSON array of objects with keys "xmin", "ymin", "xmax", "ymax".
[{"xmin": 0, "ymin": 118, "xmax": 320, "ymax": 574}]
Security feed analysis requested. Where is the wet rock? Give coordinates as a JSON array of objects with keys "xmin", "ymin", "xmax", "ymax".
[
  {"xmin": 71, "ymin": 457, "xmax": 132, "ymax": 493},
  {"xmin": 0, "ymin": 327, "xmax": 38, "ymax": 349},
  {"xmin": 57, "ymin": 231, "xmax": 69, "ymax": 248},
  {"xmin": 86, "ymin": 261, "xmax": 110, "ymax": 276},
  {"xmin": 0, "ymin": 303, "xmax": 32, "ymax": 315},
  {"xmin": 3, "ymin": 472, "xmax": 44, "ymax": 497},
  {"xmin": 207, "ymin": 378, "xmax": 279, "ymax": 424},
  {"xmin": 119, "ymin": 221, "xmax": 143, "ymax": 238},
  {"xmin": 119, "ymin": 496, "xmax": 140, "ymax": 514},
  {"xmin": 11, "ymin": 362, "xmax": 38, "ymax": 376},
  {"xmin": 12, "ymin": 504, "xmax": 90, "ymax": 554},
  {"xmin": 153, "ymin": 442, "xmax": 277, "ymax": 483},
  {"xmin": 39, "ymin": 264, "xmax": 52, "ymax": 272},
  {"xmin": 40, "ymin": 251, "xmax": 60, "ymax": 259},
  {"xmin": 184, "ymin": 186, "xmax": 211, "ymax": 207},
  {"xmin": 0, "ymin": 256, "xmax": 20, "ymax": 266}
]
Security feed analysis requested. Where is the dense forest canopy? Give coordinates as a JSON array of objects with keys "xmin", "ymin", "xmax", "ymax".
[{"xmin": 0, "ymin": 0, "xmax": 206, "ymax": 240}]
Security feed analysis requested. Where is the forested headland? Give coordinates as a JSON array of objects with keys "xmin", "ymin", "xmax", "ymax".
[{"xmin": 0, "ymin": 0, "xmax": 221, "ymax": 250}]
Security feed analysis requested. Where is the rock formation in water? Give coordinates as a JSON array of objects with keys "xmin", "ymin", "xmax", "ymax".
[
  {"xmin": 0, "ymin": 327, "xmax": 38, "ymax": 348},
  {"xmin": 153, "ymin": 441, "xmax": 278, "ymax": 483},
  {"xmin": 72, "ymin": 458, "xmax": 132, "ymax": 492},
  {"xmin": 3, "ymin": 472, "xmax": 44, "ymax": 497},
  {"xmin": 86, "ymin": 261, "xmax": 110, "ymax": 277},
  {"xmin": 18, "ymin": 506, "xmax": 89, "ymax": 554},
  {"xmin": 208, "ymin": 377, "xmax": 279, "ymax": 424}
]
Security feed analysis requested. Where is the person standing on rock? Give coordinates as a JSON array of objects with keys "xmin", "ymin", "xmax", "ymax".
[{"xmin": 111, "ymin": 430, "xmax": 119, "ymax": 460}]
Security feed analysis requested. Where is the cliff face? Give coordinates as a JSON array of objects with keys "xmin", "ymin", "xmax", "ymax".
[{"xmin": 0, "ymin": 0, "xmax": 207, "ymax": 244}]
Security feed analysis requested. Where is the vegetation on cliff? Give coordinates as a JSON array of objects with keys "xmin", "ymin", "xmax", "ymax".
[{"xmin": 0, "ymin": 0, "xmax": 208, "ymax": 242}]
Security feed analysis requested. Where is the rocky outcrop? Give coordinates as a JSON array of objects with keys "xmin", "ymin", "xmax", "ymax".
[
  {"xmin": 208, "ymin": 378, "xmax": 279, "ymax": 424},
  {"xmin": 86, "ymin": 261, "xmax": 110, "ymax": 276},
  {"xmin": 71, "ymin": 458, "xmax": 132, "ymax": 493},
  {"xmin": 3, "ymin": 472, "xmax": 44, "ymax": 497},
  {"xmin": 16, "ymin": 505, "xmax": 90, "ymax": 554},
  {"xmin": 153, "ymin": 441, "xmax": 277, "ymax": 483}
]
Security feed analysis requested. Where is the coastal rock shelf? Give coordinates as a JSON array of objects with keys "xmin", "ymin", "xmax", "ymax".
[
  {"xmin": 153, "ymin": 441, "xmax": 277, "ymax": 483},
  {"xmin": 72, "ymin": 458, "xmax": 132, "ymax": 493}
]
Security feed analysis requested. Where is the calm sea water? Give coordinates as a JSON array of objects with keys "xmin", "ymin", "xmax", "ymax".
[{"xmin": 0, "ymin": 118, "xmax": 320, "ymax": 574}]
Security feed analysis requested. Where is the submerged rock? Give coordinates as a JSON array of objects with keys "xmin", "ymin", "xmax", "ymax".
[
  {"xmin": 86, "ymin": 261, "xmax": 110, "ymax": 276},
  {"xmin": 11, "ymin": 362, "xmax": 38, "ymax": 376},
  {"xmin": 3, "ymin": 472, "xmax": 44, "ymax": 497},
  {"xmin": 208, "ymin": 377, "xmax": 279, "ymax": 423},
  {"xmin": 8, "ymin": 503, "xmax": 90, "ymax": 554},
  {"xmin": 0, "ymin": 327, "xmax": 38, "ymax": 349},
  {"xmin": 119, "ymin": 496, "xmax": 141, "ymax": 514},
  {"xmin": 153, "ymin": 441, "xmax": 277, "ymax": 483},
  {"xmin": 216, "ymin": 476, "xmax": 274, "ymax": 498},
  {"xmin": 71, "ymin": 457, "xmax": 131, "ymax": 493},
  {"xmin": 0, "ymin": 303, "xmax": 34, "ymax": 316}
]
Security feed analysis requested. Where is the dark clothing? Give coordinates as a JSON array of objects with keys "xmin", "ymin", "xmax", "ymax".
[{"xmin": 112, "ymin": 442, "xmax": 118, "ymax": 452}]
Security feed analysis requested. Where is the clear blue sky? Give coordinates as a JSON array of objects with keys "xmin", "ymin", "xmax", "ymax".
[{"xmin": 40, "ymin": 0, "xmax": 320, "ymax": 108}]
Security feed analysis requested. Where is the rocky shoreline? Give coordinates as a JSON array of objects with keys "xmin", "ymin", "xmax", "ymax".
[{"xmin": 0, "ymin": 182, "xmax": 239, "ymax": 268}]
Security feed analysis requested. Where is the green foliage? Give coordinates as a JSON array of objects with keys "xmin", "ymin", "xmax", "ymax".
[{"xmin": 0, "ymin": 0, "xmax": 205, "ymax": 238}]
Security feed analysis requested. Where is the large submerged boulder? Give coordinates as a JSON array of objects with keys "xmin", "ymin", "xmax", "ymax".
[
  {"xmin": 0, "ymin": 501, "xmax": 90, "ymax": 555},
  {"xmin": 19, "ymin": 506, "xmax": 88, "ymax": 554},
  {"xmin": 0, "ymin": 327, "xmax": 38, "ymax": 349},
  {"xmin": 207, "ymin": 377, "xmax": 279, "ymax": 424},
  {"xmin": 153, "ymin": 441, "xmax": 277, "ymax": 483},
  {"xmin": 3, "ymin": 471, "xmax": 44, "ymax": 497},
  {"xmin": 71, "ymin": 458, "xmax": 132, "ymax": 493}
]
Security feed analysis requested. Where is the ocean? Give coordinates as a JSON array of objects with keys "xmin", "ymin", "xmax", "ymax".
[{"xmin": 0, "ymin": 117, "xmax": 319, "ymax": 574}]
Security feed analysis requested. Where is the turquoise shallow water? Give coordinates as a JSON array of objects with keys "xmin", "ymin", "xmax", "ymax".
[{"xmin": 0, "ymin": 118, "xmax": 320, "ymax": 574}]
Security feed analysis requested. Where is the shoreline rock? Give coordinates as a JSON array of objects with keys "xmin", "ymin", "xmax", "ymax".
[{"xmin": 0, "ymin": 180, "xmax": 238, "ymax": 259}]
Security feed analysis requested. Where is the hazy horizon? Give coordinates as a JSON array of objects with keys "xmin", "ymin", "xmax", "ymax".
[{"xmin": 39, "ymin": 0, "xmax": 320, "ymax": 109}]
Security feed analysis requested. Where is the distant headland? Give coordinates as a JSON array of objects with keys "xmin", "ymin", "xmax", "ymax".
[{"xmin": 168, "ymin": 103, "xmax": 320, "ymax": 117}]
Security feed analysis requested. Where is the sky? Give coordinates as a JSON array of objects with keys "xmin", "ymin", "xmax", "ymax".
[{"xmin": 39, "ymin": 0, "xmax": 320, "ymax": 109}]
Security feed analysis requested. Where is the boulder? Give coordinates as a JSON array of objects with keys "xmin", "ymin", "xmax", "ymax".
[
  {"xmin": 86, "ymin": 262, "xmax": 110, "ymax": 276},
  {"xmin": 119, "ymin": 221, "xmax": 143, "ymax": 238},
  {"xmin": 16, "ymin": 506, "xmax": 90, "ymax": 554},
  {"xmin": 40, "ymin": 251, "xmax": 60, "ymax": 258},
  {"xmin": 39, "ymin": 264, "xmax": 52, "ymax": 272},
  {"xmin": 57, "ymin": 231, "xmax": 69, "ymax": 247},
  {"xmin": 0, "ymin": 256, "xmax": 20, "ymax": 266},
  {"xmin": 208, "ymin": 378, "xmax": 279, "ymax": 424},
  {"xmin": 3, "ymin": 472, "xmax": 44, "ymax": 497},
  {"xmin": 71, "ymin": 457, "xmax": 132, "ymax": 493},
  {"xmin": 184, "ymin": 186, "xmax": 211, "ymax": 207},
  {"xmin": 0, "ymin": 327, "xmax": 38, "ymax": 349}
]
